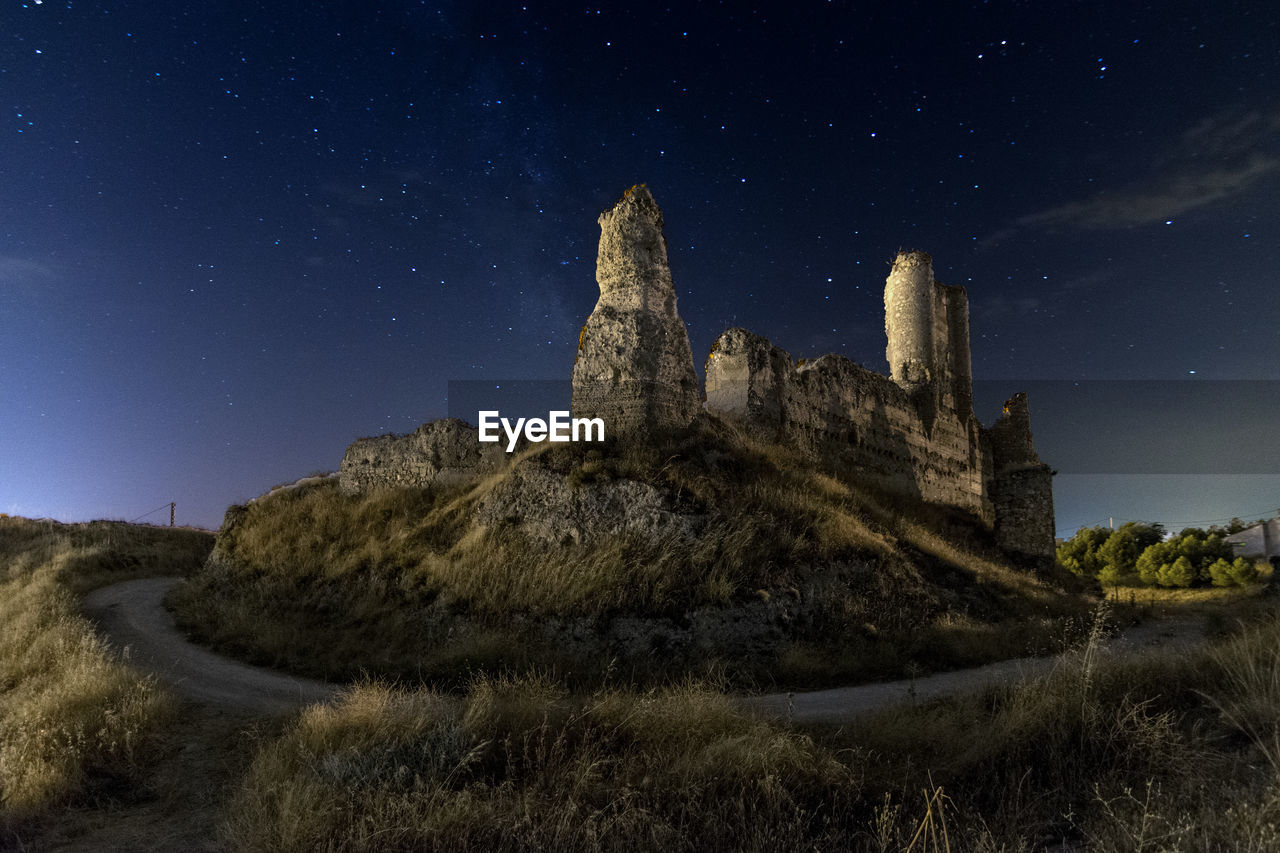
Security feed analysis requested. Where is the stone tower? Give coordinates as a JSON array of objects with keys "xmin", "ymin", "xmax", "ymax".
[
  {"xmin": 884, "ymin": 250, "xmax": 937, "ymax": 394},
  {"xmin": 989, "ymin": 392, "xmax": 1057, "ymax": 564},
  {"xmin": 571, "ymin": 185, "xmax": 700, "ymax": 438},
  {"xmin": 884, "ymin": 250, "xmax": 975, "ymax": 420},
  {"xmin": 939, "ymin": 284, "xmax": 974, "ymax": 416}
]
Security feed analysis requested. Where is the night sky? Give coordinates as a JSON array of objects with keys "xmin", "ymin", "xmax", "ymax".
[{"xmin": 3, "ymin": 1, "xmax": 1278, "ymax": 535}]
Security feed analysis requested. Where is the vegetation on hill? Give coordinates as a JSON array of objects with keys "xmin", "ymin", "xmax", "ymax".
[
  {"xmin": 225, "ymin": 605, "xmax": 1280, "ymax": 851},
  {"xmin": 0, "ymin": 518, "xmax": 212, "ymax": 827},
  {"xmin": 173, "ymin": 421, "xmax": 1093, "ymax": 689},
  {"xmin": 6, "ymin": 512, "xmax": 1280, "ymax": 849},
  {"xmin": 1059, "ymin": 521, "xmax": 1268, "ymax": 590}
]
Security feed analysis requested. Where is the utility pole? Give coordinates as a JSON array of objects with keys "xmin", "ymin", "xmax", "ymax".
[{"xmin": 170, "ymin": 502, "xmax": 175, "ymax": 527}]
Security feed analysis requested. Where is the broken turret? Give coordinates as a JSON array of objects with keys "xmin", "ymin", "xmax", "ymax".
[{"xmin": 570, "ymin": 185, "xmax": 700, "ymax": 438}]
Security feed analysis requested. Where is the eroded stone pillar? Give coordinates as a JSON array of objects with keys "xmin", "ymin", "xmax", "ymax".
[{"xmin": 571, "ymin": 185, "xmax": 700, "ymax": 438}]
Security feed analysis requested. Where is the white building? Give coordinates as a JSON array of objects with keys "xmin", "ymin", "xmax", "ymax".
[{"xmin": 1225, "ymin": 515, "xmax": 1280, "ymax": 561}]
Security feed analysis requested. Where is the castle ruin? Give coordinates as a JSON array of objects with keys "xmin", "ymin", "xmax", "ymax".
[{"xmin": 340, "ymin": 185, "xmax": 1056, "ymax": 565}]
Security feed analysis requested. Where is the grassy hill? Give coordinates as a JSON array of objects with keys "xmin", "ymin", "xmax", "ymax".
[{"xmin": 173, "ymin": 420, "xmax": 1094, "ymax": 689}]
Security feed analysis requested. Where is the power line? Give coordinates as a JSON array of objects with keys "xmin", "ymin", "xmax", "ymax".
[
  {"xmin": 1058, "ymin": 504, "xmax": 1278, "ymax": 537},
  {"xmin": 129, "ymin": 503, "xmax": 173, "ymax": 523}
]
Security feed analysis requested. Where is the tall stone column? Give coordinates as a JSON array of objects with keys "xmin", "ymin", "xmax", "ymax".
[
  {"xmin": 884, "ymin": 250, "xmax": 936, "ymax": 393},
  {"xmin": 571, "ymin": 185, "xmax": 700, "ymax": 439}
]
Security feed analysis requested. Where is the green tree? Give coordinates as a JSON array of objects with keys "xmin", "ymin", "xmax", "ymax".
[
  {"xmin": 1172, "ymin": 531, "xmax": 1205, "ymax": 570},
  {"xmin": 1209, "ymin": 557, "xmax": 1260, "ymax": 587},
  {"xmin": 1230, "ymin": 557, "xmax": 1260, "ymax": 586},
  {"xmin": 1056, "ymin": 526, "xmax": 1110, "ymax": 578},
  {"xmin": 1097, "ymin": 528, "xmax": 1140, "ymax": 579},
  {"xmin": 1156, "ymin": 555, "xmax": 1195, "ymax": 588},
  {"xmin": 1137, "ymin": 541, "xmax": 1172, "ymax": 586},
  {"xmin": 1097, "ymin": 563, "xmax": 1132, "ymax": 589},
  {"xmin": 1128, "ymin": 522, "xmax": 1166, "ymax": 553},
  {"xmin": 1208, "ymin": 558, "xmax": 1235, "ymax": 587},
  {"xmin": 1154, "ymin": 529, "xmax": 1235, "ymax": 586}
]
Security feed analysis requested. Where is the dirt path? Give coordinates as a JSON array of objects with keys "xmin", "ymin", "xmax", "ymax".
[
  {"xmin": 41, "ymin": 578, "xmax": 340, "ymax": 851},
  {"xmin": 744, "ymin": 617, "xmax": 1206, "ymax": 723},
  {"xmin": 84, "ymin": 576, "xmax": 1208, "ymax": 728},
  {"xmin": 83, "ymin": 577, "xmax": 339, "ymax": 715}
]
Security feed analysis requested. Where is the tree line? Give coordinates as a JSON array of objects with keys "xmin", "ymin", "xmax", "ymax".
[{"xmin": 1057, "ymin": 520, "xmax": 1266, "ymax": 589}]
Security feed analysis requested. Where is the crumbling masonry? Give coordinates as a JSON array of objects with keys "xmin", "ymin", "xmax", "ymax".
[
  {"xmin": 703, "ymin": 247, "xmax": 1055, "ymax": 564},
  {"xmin": 340, "ymin": 186, "xmax": 1056, "ymax": 565}
]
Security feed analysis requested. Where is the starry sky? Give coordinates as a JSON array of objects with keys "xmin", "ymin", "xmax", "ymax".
[{"xmin": 3, "ymin": 1, "xmax": 1278, "ymax": 535}]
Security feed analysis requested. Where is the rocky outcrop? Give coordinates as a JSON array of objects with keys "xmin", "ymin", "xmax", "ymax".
[
  {"xmin": 571, "ymin": 185, "xmax": 700, "ymax": 439},
  {"xmin": 339, "ymin": 418, "xmax": 506, "ymax": 494},
  {"xmin": 475, "ymin": 458, "xmax": 701, "ymax": 546}
]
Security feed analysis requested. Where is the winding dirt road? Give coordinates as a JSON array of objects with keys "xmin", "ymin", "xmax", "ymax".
[
  {"xmin": 83, "ymin": 577, "xmax": 339, "ymax": 715},
  {"xmin": 83, "ymin": 576, "xmax": 1205, "ymax": 723}
]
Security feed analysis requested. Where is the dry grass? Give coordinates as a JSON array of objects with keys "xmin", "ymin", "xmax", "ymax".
[
  {"xmin": 225, "ymin": 675, "xmax": 860, "ymax": 852},
  {"xmin": 831, "ymin": 603, "xmax": 1280, "ymax": 851},
  {"xmin": 8, "ymin": 512, "xmax": 1280, "ymax": 849},
  {"xmin": 0, "ymin": 517, "xmax": 212, "ymax": 826},
  {"xmin": 223, "ymin": 602, "xmax": 1280, "ymax": 850},
  {"xmin": 212, "ymin": 433, "xmax": 896, "ymax": 620}
]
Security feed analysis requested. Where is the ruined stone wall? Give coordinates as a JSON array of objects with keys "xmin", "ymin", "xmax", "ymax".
[
  {"xmin": 571, "ymin": 185, "xmax": 700, "ymax": 438},
  {"xmin": 943, "ymin": 285, "xmax": 973, "ymax": 416},
  {"xmin": 705, "ymin": 328, "xmax": 992, "ymax": 519},
  {"xmin": 339, "ymin": 418, "xmax": 506, "ymax": 495},
  {"xmin": 705, "ymin": 248, "xmax": 1059, "ymax": 553}
]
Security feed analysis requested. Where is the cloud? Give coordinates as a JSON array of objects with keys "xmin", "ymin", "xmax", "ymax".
[
  {"xmin": 1021, "ymin": 156, "xmax": 1279, "ymax": 230},
  {"xmin": 0, "ymin": 256, "xmax": 56, "ymax": 284},
  {"xmin": 1009, "ymin": 108, "xmax": 1280, "ymax": 233},
  {"xmin": 0, "ymin": 256, "xmax": 59, "ymax": 306}
]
